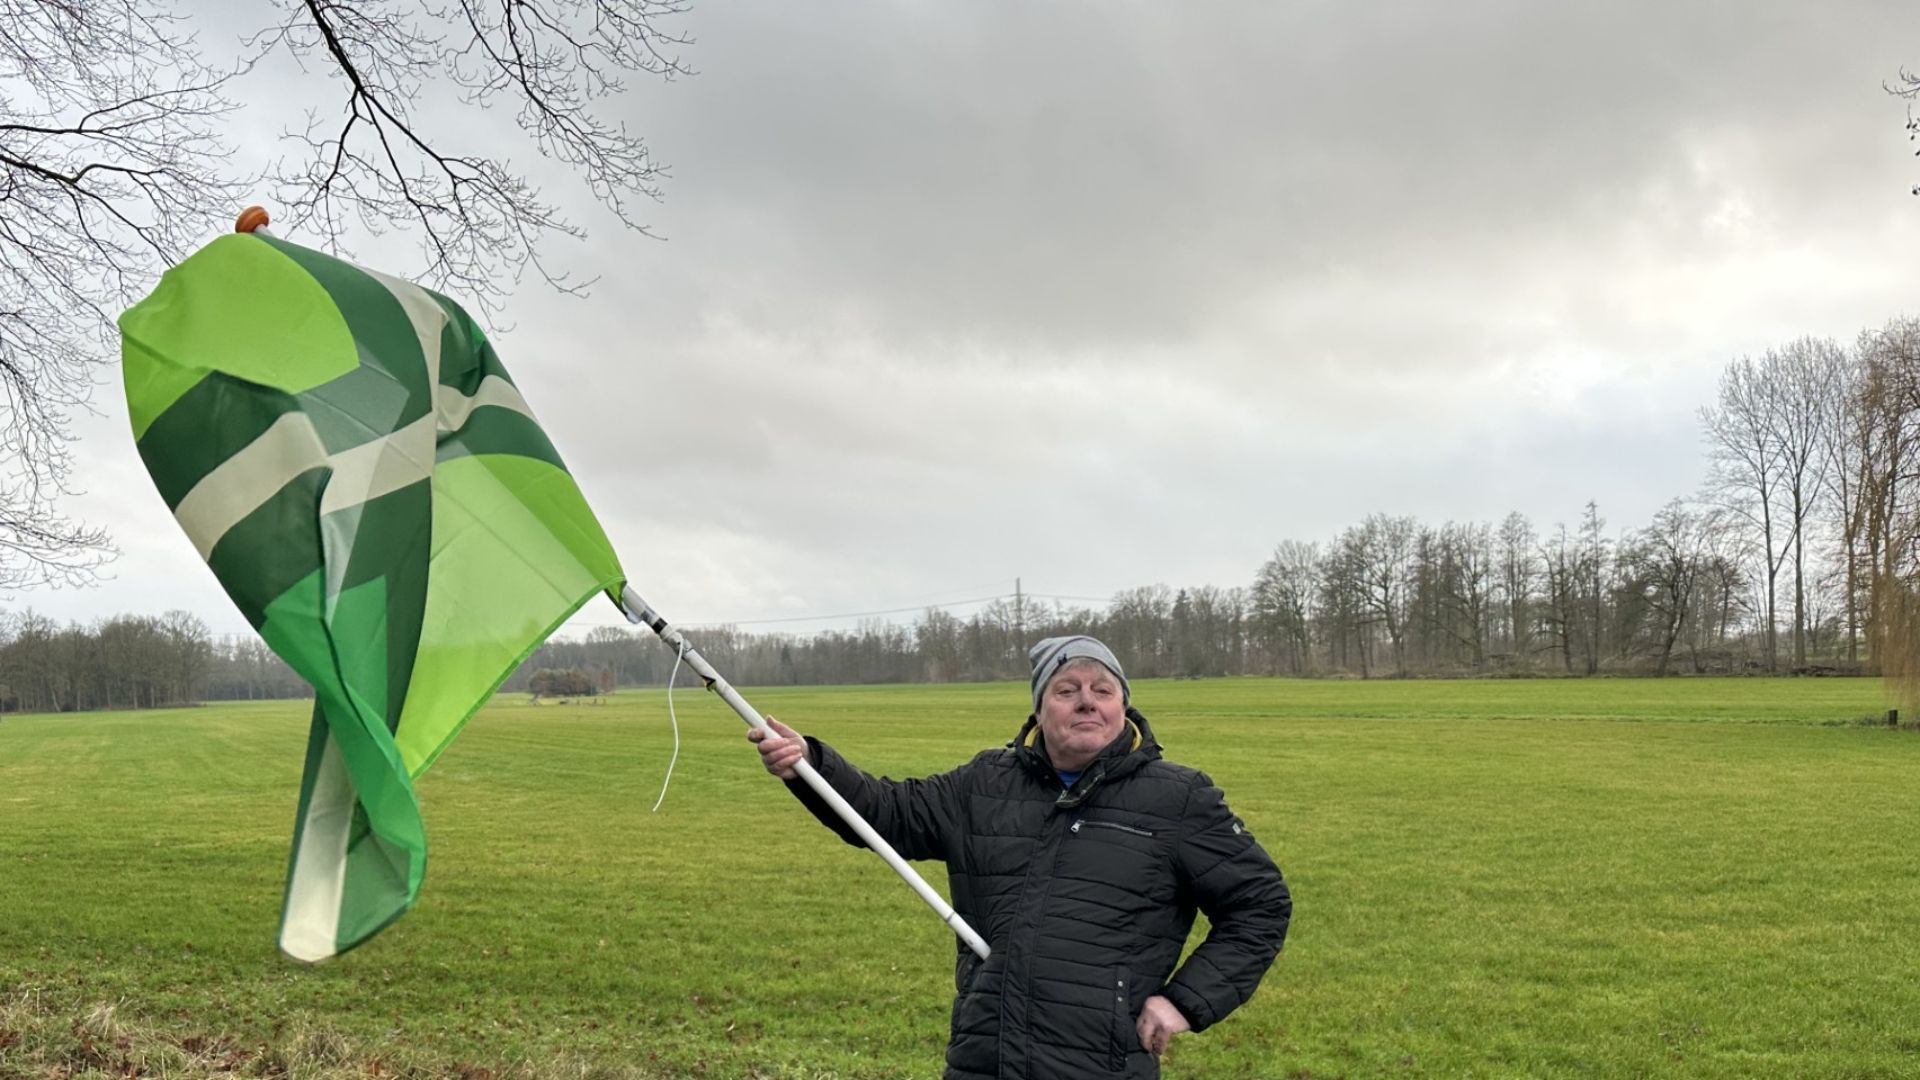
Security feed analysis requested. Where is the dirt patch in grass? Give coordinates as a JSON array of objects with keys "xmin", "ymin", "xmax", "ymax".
[{"xmin": 0, "ymin": 992, "xmax": 690, "ymax": 1080}]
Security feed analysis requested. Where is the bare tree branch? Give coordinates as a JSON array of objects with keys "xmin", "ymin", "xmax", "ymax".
[
  {"xmin": 1, "ymin": 0, "xmax": 690, "ymax": 589},
  {"xmin": 253, "ymin": 0, "xmax": 689, "ymax": 310},
  {"xmin": 0, "ymin": 0, "xmax": 246, "ymax": 588},
  {"xmin": 1887, "ymin": 67, "xmax": 1920, "ymax": 195}
]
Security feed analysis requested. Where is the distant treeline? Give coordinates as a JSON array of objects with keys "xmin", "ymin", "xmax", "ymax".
[
  {"xmin": 0, "ymin": 610, "xmax": 309, "ymax": 714},
  {"xmin": 495, "ymin": 551, "xmax": 1799, "ymax": 694},
  {"xmin": 11, "ymin": 321, "xmax": 1920, "ymax": 711},
  {"xmin": 515, "ymin": 321, "xmax": 1920, "ymax": 690}
]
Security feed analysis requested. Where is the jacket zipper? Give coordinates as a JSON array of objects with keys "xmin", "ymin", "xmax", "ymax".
[{"xmin": 1070, "ymin": 818, "xmax": 1155, "ymax": 838}]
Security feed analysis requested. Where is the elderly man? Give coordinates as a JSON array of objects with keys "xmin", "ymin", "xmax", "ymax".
[{"xmin": 750, "ymin": 635, "xmax": 1291, "ymax": 1080}]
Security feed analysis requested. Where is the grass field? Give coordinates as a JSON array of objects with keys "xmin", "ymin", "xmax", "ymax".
[{"xmin": 3, "ymin": 676, "xmax": 1918, "ymax": 1078}]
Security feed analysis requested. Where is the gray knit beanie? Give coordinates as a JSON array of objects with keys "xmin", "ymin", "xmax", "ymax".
[{"xmin": 1029, "ymin": 635, "xmax": 1130, "ymax": 713}]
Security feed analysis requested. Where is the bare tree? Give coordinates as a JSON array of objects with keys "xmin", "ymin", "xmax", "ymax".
[
  {"xmin": 582, "ymin": 623, "xmax": 637, "ymax": 687},
  {"xmin": 1820, "ymin": 332, "xmax": 1876, "ymax": 663},
  {"xmin": 1857, "ymin": 321, "xmax": 1920, "ymax": 670},
  {"xmin": 254, "ymin": 0, "xmax": 688, "ymax": 302},
  {"xmin": 1702, "ymin": 357, "xmax": 1788, "ymax": 670},
  {"xmin": 2, "ymin": 0, "xmax": 690, "ymax": 586},
  {"xmin": 1628, "ymin": 500, "xmax": 1709, "ymax": 676},
  {"xmin": 1497, "ymin": 511, "xmax": 1537, "ymax": 665},
  {"xmin": 1540, "ymin": 523, "xmax": 1578, "ymax": 674},
  {"xmin": 1420, "ymin": 520, "xmax": 1493, "ymax": 671},
  {"xmin": 0, "ymin": 610, "xmax": 55, "ymax": 711},
  {"xmin": 1106, "ymin": 585, "xmax": 1174, "ymax": 678},
  {"xmin": 1687, "ymin": 502, "xmax": 1748, "ymax": 671},
  {"xmin": 1251, "ymin": 540, "xmax": 1318, "ymax": 675},
  {"xmin": 1764, "ymin": 339, "xmax": 1840, "ymax": 668},
  {"xmin": 1169, "ymin": 586, "xmax": 1243, "ymax": 676},
  {"xmin": 1892, "ymin": 66, "xmax": 1920, "ymax": 196},
  {"xmin": 1316, "ymin": 539, "xmax": 1368, "ymax": 676},
  {"xmin": 915, "ymin": 607, "xmax": 964, "ymax": 682},
  {"xmin": 0, "ymin": 606, "xmax": 220, "ymax": 710},
  {"xmin": 1577, "ymin": 502, "xmax": 1609, "ymax": 675},
  {"xmin": 1352, "ymin": 514, "xmax": 1416, "ymax": 677},
  {"xmin": 0, "ymin": 0, "xmax": 238, "ymax": 585}
]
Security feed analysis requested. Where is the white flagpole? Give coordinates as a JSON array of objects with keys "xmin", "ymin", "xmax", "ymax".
[{"xmin": 617, "ymin": 585, "xmax": 992, "ymax": 961}]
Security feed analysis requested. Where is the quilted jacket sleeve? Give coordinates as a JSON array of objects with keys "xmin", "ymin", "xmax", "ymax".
[
  {"xmin": 1159, "ymin": 771, "xmax": 1291, "ymax": 1032},
  {"xmin": 781, "ymin": 736, "xmax": 968, "ymax": 863}
]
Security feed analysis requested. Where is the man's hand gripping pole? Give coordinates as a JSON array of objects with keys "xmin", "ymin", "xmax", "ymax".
[{"xmin": 618, "ymin": 585, "xmax": 992, "ymax": 960}]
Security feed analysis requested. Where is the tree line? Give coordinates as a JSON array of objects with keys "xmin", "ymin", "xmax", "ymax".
[
  {"xmin": 11, "ymin": 318, "xmax": 1920, "ymax": 710},
  {"xmin": 513, "ymin": 318, "xmax": 1920, "ymax": 688},
  {"xmin": 0, "ymin": 609, "xmax": 317, "ymax": 713}
]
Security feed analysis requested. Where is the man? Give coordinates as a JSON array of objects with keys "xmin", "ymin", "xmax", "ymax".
[{"xmin": 750, "ymin": 635, "xmax": 1291, "ymax": 1079}]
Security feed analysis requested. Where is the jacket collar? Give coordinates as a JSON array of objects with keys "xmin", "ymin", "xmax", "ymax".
[{"xmin": 1012, "ymin": 707, "xmax": 1161, "ymax": 808}]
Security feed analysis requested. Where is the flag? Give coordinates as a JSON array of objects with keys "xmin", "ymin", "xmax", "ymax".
[{"xmin": 118, "ymin": 232, "xmax": 626, "ymax": 961}]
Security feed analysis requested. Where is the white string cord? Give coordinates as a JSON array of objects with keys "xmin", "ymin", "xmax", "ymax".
[{"xmin": 652, "ymin": 639, "xmax": 687, "ymax": 813}]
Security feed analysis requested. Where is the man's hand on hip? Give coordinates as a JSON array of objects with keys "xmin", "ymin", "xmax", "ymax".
[{"xmin": 1137, "ymin": 995, "xmax": 1190, "ymax": 1056}]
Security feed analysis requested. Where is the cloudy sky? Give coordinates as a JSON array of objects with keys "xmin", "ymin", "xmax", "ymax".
[{"xmin": 18, "ymin": 0, "xmax": 1920, "ymax": 641}]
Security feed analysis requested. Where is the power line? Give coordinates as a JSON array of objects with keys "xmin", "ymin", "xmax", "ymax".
[
  {"xmin": 560, "ymin": 592, "xmax": 1019, "ymax": 633},
  {"xmin": 558, "ymin": 585, "xmax": 1121, "ymax": 635},
  {"xmin": 683, "ymin": 594, "xmax": 1010, "ymax": 626}
]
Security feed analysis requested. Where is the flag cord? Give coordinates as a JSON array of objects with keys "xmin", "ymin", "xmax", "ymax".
[
  {"xmin": 652, "ymin": 639, "xmax": 687, "ymax": 812},
  {"xmin": 618, "ymin": 584, "xmax": 991, "ymax": 959}
]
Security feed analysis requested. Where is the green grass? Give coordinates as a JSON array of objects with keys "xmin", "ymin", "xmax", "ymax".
[{"xmin": 2, "ymin": 677, "xmax": 1918, "ymax": 1078}]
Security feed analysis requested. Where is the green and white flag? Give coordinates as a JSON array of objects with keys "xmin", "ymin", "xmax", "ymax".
[{"xmin": 119, "ymin": 232, "xmax": 626, "ymax": 962}]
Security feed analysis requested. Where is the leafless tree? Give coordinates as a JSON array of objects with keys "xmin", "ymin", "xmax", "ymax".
[
  {"xmin": 1419, "ymin": 520, "xmax": 1494, "ymax": 670},
  {"xmin": 1820, "ymin": 332, "xmax": 1875, "ymax": 663},
  {"xmin": 0, "ymin": 606, "xmax": 212, "ymax": 710},
  {"xmin": 1891, "ymin": 66, "xmax": 1920, "ymax": 196},
  {"xmin": 158, "ymin": 608, "xmax": 210, "ymax": 701},
  {"xmin": 253, "ymin": 0, "xmax": 687, "ymax": 301},
  {"xmin": 1679, "ymin": 502, "xmax": 1748, "ymax": 673},
  {"xmin": 1851, "ymin": 320, "xmax": 1920, "ymax": 669},
  {"xmin": 1627, "ymin": 500, "xmax": 1709, "ymax": 676},
  {"xmin": 0, "ymin": 0, "xmax": 238, "ymax": 586},
  {"xmin": 205, "ymin": 634, "xmax": 306, "ymax": 701},
  {"xmin": 1352, "ymin": 514, "xmax": 1416, "ymax": 677},
  {"xmin": 1702, "ymin": 357, "xmax": 1788, "ymax": 670},
  {"xmin": 1251, "ymin": 540, "xmax": 1318, "ymax": 675},
  {"xmin": 1497, "ymin": 511, "xmax": 1537, "ymax": 663},
  {"xmin": 1539, "ymin": 523, "xmax": 1578, "ymax": 674},
  {"xmin": 915, "ymin": 607, "xmax": 964, "ymax": 683},
  {"xmin": 1766, "ymin": 338, "xmax": 1840, "ymax": 668},
  {"xmin": 1105, "ymin": 585, "xmax": 1174, "ymax": 678},
  {"xmin": 2, "ymin": 0, "xmax": 690, "ymax": 587},
  {"xmin": 1316, "ymin": 538, "xmax": 1368, "ymax": 676},
  {"xmin": 1577, "ymin": 502, "xmax": 1609, "ymax": 675},
  {"xmin": 583, "ymin": 623, "xmax": 636, "ymax": 686},
  {"xmin": 1171, "ymin": 585, "xmax": 1243, "ymax": 677}
]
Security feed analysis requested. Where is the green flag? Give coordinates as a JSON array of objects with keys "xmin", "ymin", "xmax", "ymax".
[{"xmin": 119, "ymin": 232, "xmax": 626, "ymax": 961}]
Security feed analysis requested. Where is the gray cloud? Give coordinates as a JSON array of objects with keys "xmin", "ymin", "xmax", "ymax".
[
  {"xmin": 17, "ymin": 0, "xmax": 1920, "ymax": 637},
  {"xmin": 605, "ymin": 1, "xmax": 1913, "ymax": 354}
]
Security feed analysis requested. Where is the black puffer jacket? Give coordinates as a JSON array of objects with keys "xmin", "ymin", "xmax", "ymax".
[{"xmin": 787, "ymin": 708, "xmax": 1290, "ymax": 1080}]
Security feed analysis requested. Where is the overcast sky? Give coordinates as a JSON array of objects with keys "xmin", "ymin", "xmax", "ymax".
[{"xmin": 15, "ymin": 0, "xmax": 1920, "ymax": 641}]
